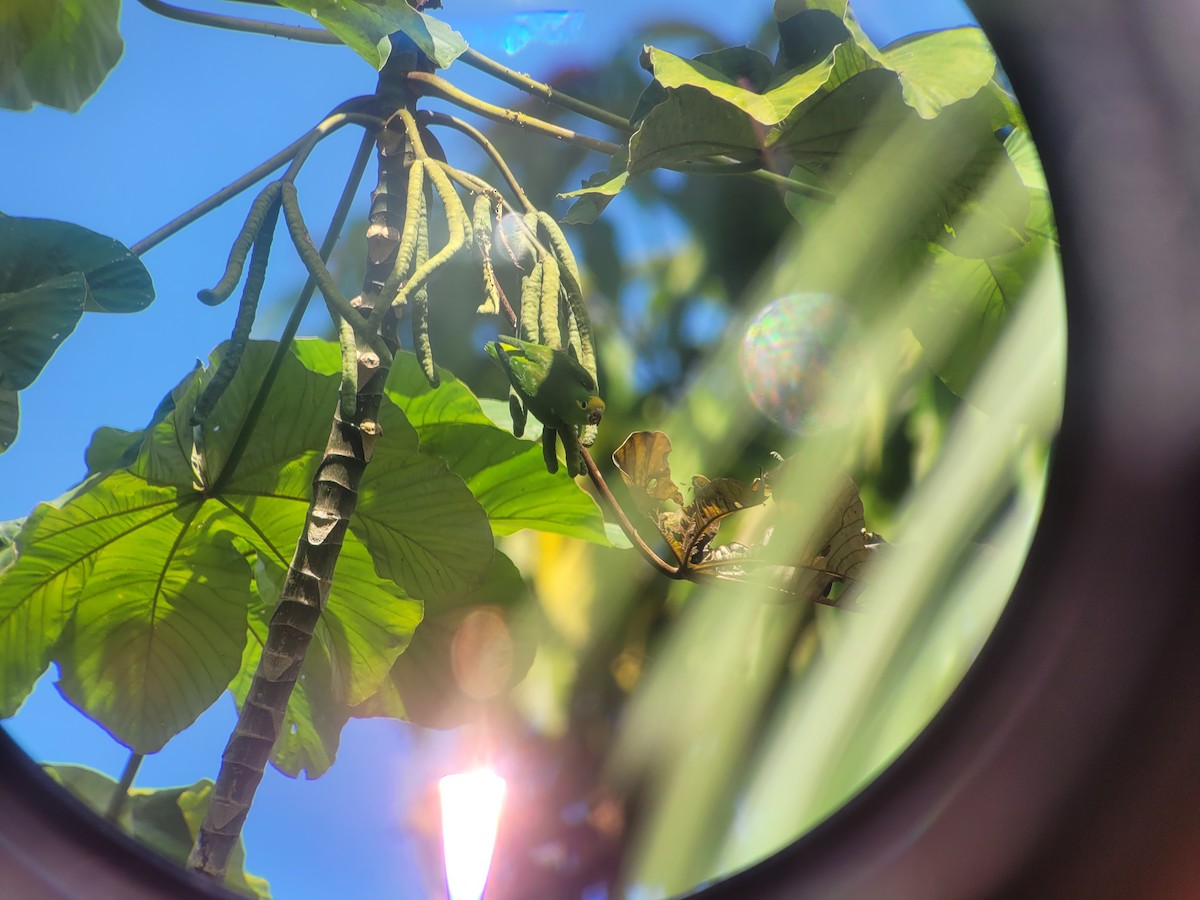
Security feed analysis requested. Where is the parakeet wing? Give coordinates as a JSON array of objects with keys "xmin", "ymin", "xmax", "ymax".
[{"xmin": 488, "ymin": 336, "xmax": 596, "ymax": 396}]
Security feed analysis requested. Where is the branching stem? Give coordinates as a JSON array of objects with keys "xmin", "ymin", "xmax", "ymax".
[
  {"xmin": 407, "ymin": 71, "xmax": 622, "ymax": 157},
  {"xmin": 580, "ymin": 444, "xmax": 681, "ymax": 579},
  {"xmin": 461, "ymin": 47, "xmax": 634, "ymax": 134},
  {"xmin": 104, "ymin": 752, "xmax": 145, "ymax": 823},
  {"xmin": 135, "ymin": 0, "xmax": 339, "ymax": 43},
  {"xmin": 131, "ymin": 97, "xmax": 374, "ymax": 256}
]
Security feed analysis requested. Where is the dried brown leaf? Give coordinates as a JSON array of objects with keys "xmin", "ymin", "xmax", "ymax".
[{"xmin": 612, "ymin": 430, "xmax": 686, "ymax": 511}]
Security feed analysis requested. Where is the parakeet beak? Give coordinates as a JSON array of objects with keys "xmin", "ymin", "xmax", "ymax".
[{"xmin": 586, "ymin": 397, "xmax": 605, "ymax": 425}]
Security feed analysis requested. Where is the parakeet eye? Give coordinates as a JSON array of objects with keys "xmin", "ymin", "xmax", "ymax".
[{"xmin": 578, "ymin": 399, "xmax": 587, "ymax": 409}]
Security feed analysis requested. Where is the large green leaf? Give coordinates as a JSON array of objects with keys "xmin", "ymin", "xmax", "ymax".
[
  {"xmin": 775, "ymin": 3, "xmax": 994, "ymax": 118},
  {"xmin": 0, "ymin": 0, "xmax": 123, "ymax": 112},
  {"xmin": 44, "ymin": 764, "xmax": 270, "ymax": 898},
  {"xmin": 640, "ymin": 45, "xmax": 836, "ymax": 127},
  {"xmin": 227, "ymin": 542, "xmax": 420, "ymax": 779},
  {"xmin": 638, "ymin": 46, "xmax": 835, "ymax": 130},
  {"xmin": 293, "ymin": 340, "xmax": 611, "ymax": 544},
  {"xmin": 0, "ymin": 218, "xmax": 154, "ymax": 449},
  {"xmin": 0, "ymin": 341, "xmax": 487, "ymax": 751},
  {"xmin": 775, "ymin": 70, "xmax": 1028, "ymax": 256},
  {"xmin": 911, "ymin": 192, "xmax": 1056, "ymax": 396},
  {"xmin": 354, "ymin": 548, "xmax": 535, "ymax": 728},
  {"xmin": 0, "ymin": 272, "xmax": 85, "ymax": 391},
  {"xmin": 629, "ymin": 85, "xmax": 763, "ymax": 174},
  {"xmin": 0, "ymin": 389, "xmax": 17, "ymax": 455},
  {"xmin": 0, "ymin": 216, "xmax": 154, "ymax": 314},
  {"xmin": 1, "ymin": 475, "xmax": 252, "ymax": 748},
  {"xmin": 879, "ymin": 28, "xmax": 995, "ymax": 119},
  {"xmin": 274, "ymin": 0, "xmax": 465, "ymax": 69}
]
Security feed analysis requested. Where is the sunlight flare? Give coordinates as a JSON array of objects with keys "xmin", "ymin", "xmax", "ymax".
[{"xmin": 440, "ymin": 769, "xmax": 507, "ymax": 900}]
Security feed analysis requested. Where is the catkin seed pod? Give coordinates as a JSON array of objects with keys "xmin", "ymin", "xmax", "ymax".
[
  {"xmin": 520, "ymin": 261, "xmax": 543, "ymax": 342},
  {"xmin": 192, "ymin": 193, "xmax": 281, "ymax": 425},
  {"xmin": 539, "ymin": 255, "xmax": 561, "ymax": 350},
  {"xmin": 538, "ymin": 212, "xmax": 597, "ymax": 387},
  {"xmin": 198, "ymin": 182, "xmax": 283, "ymax": 307},
  {"xmin": 411, "ymin": 190, "xmax": 439, "ymax": 387},
  {"xmin": 472, "ymin": 194, "xmax": 501, "ymax": 315},
  {"xmin": 379, "ymin": 158, "xmax": 427, "ymax": 306}
]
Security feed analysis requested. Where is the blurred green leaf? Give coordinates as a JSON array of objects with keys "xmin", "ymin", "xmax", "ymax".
[
  {"xmin": 0, "ymin": 0, "xmax": 123, "ymax": 112},
  {"xmin": 1005, "ymin": 126, "xmax": 1048, "ymax": 191},
  {"xmin": 354, "ymin": 549, "xmax": 534, "ymax": 728},
  {"xmin": 912, "ymin": 193, "xmax": 1056, "ymax": 395},
  {"xmin": 0, "ymin": 216, "xmax": 154, "ymax": 314},
  {"xmin": 879, "ymin": 28, "xmax": 995, "ymax": 118},
  {"xmin": 640, "ymin": 45, "xmax": 834, "ymax": 127},
  {"xmin": 776, "ymin": 71, "xmax": 1028, "ymax": 256},
  {"xmin": 44, "ymin": 764, "xmax": 271, "ymax": 897},
  {"xmin": 0, "ymin": 389, "xmax": 17, "ymax": 455},
  {"xmin": 275, "ymin": 0, "xmax": 465, "ymax": 69}
]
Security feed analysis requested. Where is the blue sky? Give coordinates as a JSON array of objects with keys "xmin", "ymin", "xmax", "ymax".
[{"xmin": 2, "ymin": 1, "xmax": 976, "ymax": 897}]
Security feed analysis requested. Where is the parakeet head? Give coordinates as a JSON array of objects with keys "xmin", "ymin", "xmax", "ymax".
[{"xmin": 580, "ymin": 394, "xmax": 605, "ymax": 426}]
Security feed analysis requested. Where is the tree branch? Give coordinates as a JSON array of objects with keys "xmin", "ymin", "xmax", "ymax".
[
  {"xmin": 580, "ymin": 444, "xmax": 681, "ymax": 579},
  {"xmin": 135, "ymin": 0, "xmax": 339, "ymax": 43},
  {"xmin": 131, "ymin": 97, "xmax": 375, "ymax": 257},
  {"xmin": 407, "ymin": 71, "xmax": 623, "ymax": 157},
  {"xmin": 460, "ymin": 48, "xmax": 634, "ymax": 134},
  {"xmin": 104, "ymin": 752, "xmax": 144, "ymax": 823}
]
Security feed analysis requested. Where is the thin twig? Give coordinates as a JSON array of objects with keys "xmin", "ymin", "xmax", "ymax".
[
  {"xmin": 136, "ymin": 0, "xmax": 339, "ymax": 43},
  {"xmin": 461, "ymin": 47, "xmax": 634, "ymax": 134},
  {"xmin": 580, "ymin": 445, "xmax": 680, "ymax": 578},
  {"xmin": 281, "ymin": 111, "xmax": 383, "ymax": 182},
  {"xmin": 407, "ymin": 71, "xmax": 623, "ymax": 156},
  {"xmin": 130, "ymin": 97, "xmax": 374, "ymax": 256}
]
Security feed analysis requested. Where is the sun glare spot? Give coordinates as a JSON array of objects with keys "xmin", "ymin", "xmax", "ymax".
[{"xmin": 439, "ymin": 769, "xmax": 507, "ymax": 900}]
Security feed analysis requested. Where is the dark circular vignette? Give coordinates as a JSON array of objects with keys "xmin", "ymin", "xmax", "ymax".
[{"xmin": 4, "ymin": 3, "xmax": 1200, "ymax": 899}]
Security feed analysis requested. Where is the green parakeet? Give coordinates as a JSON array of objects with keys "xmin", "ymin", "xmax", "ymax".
[{"xmin": 486, "ymin": 335, "xmax": 604, "ymax": 476}]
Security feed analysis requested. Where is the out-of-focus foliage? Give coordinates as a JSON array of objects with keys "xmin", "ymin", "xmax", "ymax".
[
  {"xmin": 0, "ymin": 0, "xmax": 123, "ymax": 112},
  {"xmin": 0, "ymin": 216, "xmax": 154, "ymax": 452},
  {"xmin": 44, "ymin": 764, "xmax": 270, "ymax": 898}
]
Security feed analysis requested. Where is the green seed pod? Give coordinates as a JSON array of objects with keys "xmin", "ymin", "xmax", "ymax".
[
  {"xmin": 539, "ymin": 254, "xmax": 561, "ymax": 350},
  {"xmin": 192, "ymin": 192, "xmax": 281, "ymax": 424},
  {"xmin": 411, "ymin": 195, "xmax": 438, "ymax": 387},
  {"xmin": 473, "ymin": 194, "xmax": 501, "ymax": 315},
  {"xmin": 520, "ymin": 261, "xmax": 543, "ymax": 342},
  {"xmin": 198, "ymin": 182, "xmax": 282, "ymax": 307},
  {"xmin": 380, "ymin": 158, "xmax": 426, "ymax": 305},
  {"xmin": 537, "ymin": 212, "xmax": 597, "ymax": 387}
]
